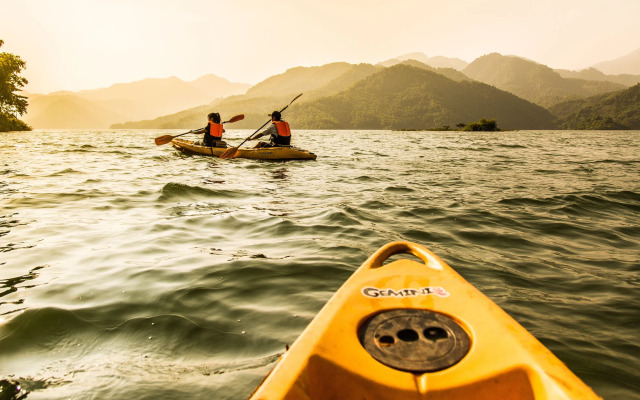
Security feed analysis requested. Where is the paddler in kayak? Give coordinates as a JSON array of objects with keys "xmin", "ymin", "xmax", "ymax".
[
  {"xmin": 194, "ymin": 112, "xmax": 225, "ymax": 147},
  {"xmin": 252, "ymin": 110, "xmax": 291, "ymax": 148}
]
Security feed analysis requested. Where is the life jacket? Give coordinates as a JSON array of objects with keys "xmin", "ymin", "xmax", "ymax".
[
  {"xmin": 273, "ymin": 121, "xmax": 291, "ymax": 137},
  {"xmin": 208, "ymin": 122, "xmax": 223, "ymax": 139}
]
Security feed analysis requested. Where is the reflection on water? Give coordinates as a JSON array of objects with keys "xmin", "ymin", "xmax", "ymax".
[
  {"xmin": 271, "ymin": 168, "xmax": 289, "ymax": 181},
  {"xmin": 0, "ymin": 129, "xmax": 639, "ymax": 399},
  {"xmin": 0, "ymin": 265, "xmax": 48, "ymax": 315}
]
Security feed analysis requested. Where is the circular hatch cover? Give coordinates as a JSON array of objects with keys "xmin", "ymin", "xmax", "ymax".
[{"xmin": 359, "ymin": 309, "xmax": 470, "ymax": 372}]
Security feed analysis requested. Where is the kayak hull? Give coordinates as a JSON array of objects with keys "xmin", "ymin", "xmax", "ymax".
[
  {"xmin": 249, "ymin": 241, "xmax": 601, "ymax": 400},
  {"xmin": 171, "ymin": 138, "xmax": 316, "ymax": 160}
]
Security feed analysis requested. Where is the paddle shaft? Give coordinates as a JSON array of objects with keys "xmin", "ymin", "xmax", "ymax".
[
  {"xmin": 184, "ymin": 115, "xmax": 242, "ymax": 137},
  {"xmin": 179, "ymin": 116, "xmax": 239, "ymax": 138},
  {"xmin": 172, "ymin": 129, "xmax": 198, "ymax": 139},
  {"xmin": 154, "ymin": 114, "xmax": 244, "ymax": 146},
  {"xmin": 231, "ymin": 120, "xmax": 270, "ymax": 151}
]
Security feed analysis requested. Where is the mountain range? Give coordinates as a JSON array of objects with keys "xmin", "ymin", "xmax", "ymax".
[
  {"xmin": 462, "ymin": 53, "xmax": 628, "ymax": 108},
  {"xmin": 23, "ymin": 75, "xmax": 250, "ymax": 129},
  {"xmin": 23, "ymin": 49, "xmax": 640, "ymax": 130},
  {"xmin": 378, "ymin": 52, "xmax": 469, "ymax": 70},
  {"xmin": 592, "ymin": 48, "xmax": 640, "ymax": 75}
]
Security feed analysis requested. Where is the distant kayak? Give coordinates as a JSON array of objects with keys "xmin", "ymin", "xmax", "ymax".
[
  {"xmin": 249, "ymin": 241, "xmax": 601, "ymax": 400},
  {"xmin": 171, "ymin": 138, "xmax": 317, "ymax": 160}
]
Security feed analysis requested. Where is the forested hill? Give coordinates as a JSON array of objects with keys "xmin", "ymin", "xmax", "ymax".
[
  {"xmin": 243, "ymin": 62, "xmax": 357, "ymax": 98},
  {"xmin": 286, "ymin": 64, "xmax": 557, "ymax": 130},
  {"xmin": 463, "ymin": 53, "xmax": 626, "ymax": 108},
  {"xmin": 550, "ymin": 84, "xmax": 640, "ymax": 129}
]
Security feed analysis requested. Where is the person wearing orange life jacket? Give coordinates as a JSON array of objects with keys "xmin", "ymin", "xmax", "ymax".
[
  {"xmin": 194, "ymin": 112, "xmax": 225, "ymax": 147},
  {"xmin": 252, "ymin": 110, "xmax": 291, "ymax": 148}
]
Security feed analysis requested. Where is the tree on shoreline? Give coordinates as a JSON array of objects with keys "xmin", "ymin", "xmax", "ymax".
[
  {"xmin": 1, "ymin": 39, "xmax": 31, "ymax": 132},
  {"xmin": 462, "ymin": 118, "xmax": 500, "ymax": 131}
]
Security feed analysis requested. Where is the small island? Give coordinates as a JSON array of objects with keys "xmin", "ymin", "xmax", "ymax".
[{"xmin": 397, "ymin": 118, "xmax": 501, "ymax": 132}]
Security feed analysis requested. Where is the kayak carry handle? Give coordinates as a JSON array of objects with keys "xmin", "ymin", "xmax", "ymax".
[{"xmin": 365, "ymin": 241, "xmax": 443, "ymax": 270}]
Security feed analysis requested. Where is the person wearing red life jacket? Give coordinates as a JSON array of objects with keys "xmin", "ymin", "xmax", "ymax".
[
  {"xmin": 194, "ymin": 112, "xmax": 225, "ymax": 147},
  {"xmin": 252, "ymin": 110, "xmax": 291, "ymax": 148}
]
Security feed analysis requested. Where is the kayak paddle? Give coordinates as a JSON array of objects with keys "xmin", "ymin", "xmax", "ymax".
[
  {"xmin": 220, "ymin": 94, "xmax": 302, "ymax": 159},
  {"xmin": 154, "ymin": 114, "xmax": 245, "ymax": 146}
]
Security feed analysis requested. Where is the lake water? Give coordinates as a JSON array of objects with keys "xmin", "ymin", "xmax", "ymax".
[{"xmin": 1, "ymin": 129, "xmax": 639, "ymax": 399}]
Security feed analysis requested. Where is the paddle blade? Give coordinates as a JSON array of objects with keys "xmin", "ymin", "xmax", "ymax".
[
  {"xmin": 290, "ymin": 93, "xmax": 303, "ymax": 105},
  {"xmin": 155, "ymin": 135, "xmax": 174, "ymax": 146},
  {"xmin": 220, "ymin": 147, "xmax": 239, "ymax": 159},
  {"xmin": 227, "ymin": 114, "xmax": 244, "ymax": 123}
]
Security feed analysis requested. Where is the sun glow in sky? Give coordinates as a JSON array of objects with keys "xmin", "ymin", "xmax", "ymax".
[{"xmin": 2, "ymin": 0, "xmax": 639, "ymax": 94}]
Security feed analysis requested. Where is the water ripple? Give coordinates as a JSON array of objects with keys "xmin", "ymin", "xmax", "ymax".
[{"xmin": 0, "ymin": 130, "xmax": 638, "ymax": 399}]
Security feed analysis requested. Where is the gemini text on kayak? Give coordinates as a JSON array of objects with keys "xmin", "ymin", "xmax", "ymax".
[{"xmin": 361, "ymin": 286, "xmax": 450, "ymax": 298}]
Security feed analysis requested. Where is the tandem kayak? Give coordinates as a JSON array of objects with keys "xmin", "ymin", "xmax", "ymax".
[
  {"xmin": 171, "ymin": 138, "xmax": 317, "ymax": 160},
  {"xmin": 249, "ymin": 241, "xmax": 601, "ymax": 400}
]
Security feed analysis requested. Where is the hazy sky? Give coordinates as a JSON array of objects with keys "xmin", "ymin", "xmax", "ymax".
[{"xmin": 2, "ymin": 0, "xmax": 639, "ymax": 94}]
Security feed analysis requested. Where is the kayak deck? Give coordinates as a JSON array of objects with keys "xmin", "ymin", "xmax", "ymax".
[
  {"xmin": 249, "ymin": 241, "xmax": 601, "ymax": 400},
  {"xmin": 171, "ymin": 138, "xmax": 316, "ymax": 160}
]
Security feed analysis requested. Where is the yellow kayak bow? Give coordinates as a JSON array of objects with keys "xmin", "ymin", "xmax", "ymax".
[{"xmin": 249, "ymin": 241, "xmax": 601, "ymax": 400}]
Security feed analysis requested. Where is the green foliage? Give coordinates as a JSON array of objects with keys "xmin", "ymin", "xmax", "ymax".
[
  {"xmin": 462, "ymin": 118, "xmax": 499, "ymax": 131},
  {"xmin": 550, "ymin": 84, "xmax": 640, "ymax": 129},
  {"xmin": 0, "ymin": 112, "xmax": 31, "ymax": 131},
  {"xmin": 572, "ymin": 116, "xmax": 627, "ymax": 130},
  {"xmin": 0, "ymin": 39, "xmax": 30, "ymax": 131}
]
